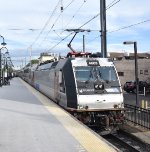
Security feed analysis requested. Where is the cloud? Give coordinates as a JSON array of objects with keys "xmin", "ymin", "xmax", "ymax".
[{"xmin": 0, "ymin": 0, "xmax": 149, "ymax": 68}]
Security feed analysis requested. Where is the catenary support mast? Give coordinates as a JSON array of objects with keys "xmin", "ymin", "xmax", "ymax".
[{"xmin": 100, "ymin": 0, "xmax": 107, "ymax": 58}]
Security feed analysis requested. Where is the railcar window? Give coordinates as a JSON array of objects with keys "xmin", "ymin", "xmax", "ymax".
[
  {"xmin": 37, "ymin": 63, "xmax": 54, "ymax": 70},
  {"xmin": 24, "ymin": 69, "xmax": 30, "ymax": 73},
  {"xmin": 51, "ymin": 61, "xmax": 58, "ymax": 68},
  {"xmin": 75, "ymin": 67, "xmax": 93, "ymax": 82},
  {"xmin": 60, "ymin": 72, "xmax": 66, "ymax": 93}
]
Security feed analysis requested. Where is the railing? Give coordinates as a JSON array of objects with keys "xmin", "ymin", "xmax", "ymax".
[{"xmin": 124, "ymin": 104, "xmax": 150, "ymax": 129}]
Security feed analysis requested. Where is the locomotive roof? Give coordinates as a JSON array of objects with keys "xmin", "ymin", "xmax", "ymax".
[
  {"xmin": 71, "ymin": 57, "xmax": 114, "ymax": 67},
  {"xmin": 36, "ymin": 57, "xmax": 114, "ymax": 71}
]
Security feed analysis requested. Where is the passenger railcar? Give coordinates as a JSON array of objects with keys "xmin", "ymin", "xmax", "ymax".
[{"xmin": 20, "ymin": 55, "xmax": 125, "ymax": 135}]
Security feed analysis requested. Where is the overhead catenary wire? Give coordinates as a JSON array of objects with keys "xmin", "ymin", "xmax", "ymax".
[
  {"xmin": 45, "ymin": 0, "xmax": 88, "ymax": 45},
  {"xmin": 83, "ymin": 19, "xmax": 150, "ymax": 48},
  {"xmin": 39, "ymin": 0, "xmax": 78, "ymax": 47},
  {"xmin": 64, "ymin": 0, "xmax": 76, "ymax": 10},
  {"xmin": 40, "ymin": 0, "xmax": 92, "ymax": 50},
  {"xmin": 56, "ymin": 0, "xmax": 120, "ymax": 50},
  {"xmin": 34, "ymin": 0, "xmax": 121, "ymax": 52},
  {"xmin": 47, "ymin": 32, "xmax": 73, "ymax": 52},
  {"xmin": 106, "ymin": 0, "xmax": 120, "ymax": 10},
  {"xmin": 78, "ymin": 0, "xmax": 121, "ymax": 29},
  {"xmin": 46, "ymin": 0, "xmax": 121, "ymax": 52},
  {"xmin": 25, "ymin": 0, "xmax": 122, "ymax": 54},
  {"xmin": 62, "ymin": 0, "xmax": 87, "ymax": 32},
  {"xmin": 108, "ymin": 19, "xmax": 150, "ymax": 33},
  {"xmin": 39, "ymin": 13, "xmax": 63, "ymax": 45},
  {"xmin": 28, "ymin": 0, "xmax": 61, "ymax": 48}
]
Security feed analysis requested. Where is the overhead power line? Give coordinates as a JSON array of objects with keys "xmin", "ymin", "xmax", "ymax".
[
  {"xmin": 62, "ymin": 0, "xmax": 87, "ymax": 31},
  {"xmin": 108, "ymin": 19, "xmax": 150, "ymax": 33},
  {"xmin": 85, "ymin": 19, "xmax": 150, "ymax": 46},
  {"xmin": 47, "ymin": 32, "xmax": 73, "ymax": 52},
  {"xmin": 46, "ymin": 0, "xmax": 121, "ymax": 52},
  {"xmin": 39, "ymin": 0, "xmax": 78, "ymax": 47},
  {"xmin": 106, "ymin": 0, "xmax": 120, "ymax": 10},
  {"xmin": 64, "ymin": 0, "xmax": 76, "ymax": 10},
  {"xmin": 78, "ymin": 0, "xmax": 121, "ymax": 29},
  {"xmin": 39, "ymin": 13, "xmax": 62, "ymax": 45},
  {"xmin": 29, "ymin": 0, "xmax": 61, "ymax": 48}
]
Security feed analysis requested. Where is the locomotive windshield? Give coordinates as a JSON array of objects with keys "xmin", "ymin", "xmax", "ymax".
[
  {"xmin": 75, "ymin": 66, "xmax": 117, "ymax": 82},
  {"xmin": 74, "ymin": 66, "xmax": 120, "ymax": 94},
  {"xmin": 75, "ymin": 67, "xmax": 94, "ymax": 82},
  {"xmin": 97, "ymin": 67, "xmax": 117, "ymax": 81}
]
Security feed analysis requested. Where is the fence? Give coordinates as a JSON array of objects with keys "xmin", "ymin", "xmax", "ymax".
[{"xmin": 124, "ymin": 104, "xmax": 150, "ymax": 129}]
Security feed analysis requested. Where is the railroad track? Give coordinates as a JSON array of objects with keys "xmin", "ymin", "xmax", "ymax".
[{"xmin": 102, "ymin": 130, "xmax": 149, "ymax": 152}]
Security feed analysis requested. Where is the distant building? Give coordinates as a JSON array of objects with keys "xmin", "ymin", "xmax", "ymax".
[
  {"xmin": 38, "ymin": 52, "xmax": 58, "ymax": 64},
  {"xmin": 108, "ymin": 52, "xmax": 150, "ymax": 85}
]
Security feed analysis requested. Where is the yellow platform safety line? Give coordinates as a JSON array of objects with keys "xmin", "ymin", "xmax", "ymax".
[{"xmin": 21, "ymin": 79, "xmax": 118, "ymax": 152}]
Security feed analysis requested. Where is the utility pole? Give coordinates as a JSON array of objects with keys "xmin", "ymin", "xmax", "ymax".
[
  {"xmin": 123, "ymin": 41, "xmax": 139, "ymax": 109},
  {"xmin": 83, "ymin": 35, "xmax": 85, "ymax": 52},
  {"xmin": 0, "ymin": 36, "xmax": 7, "ymax": 86},
  {"xmin": 100, "ymin": 0, "xmax": 107, "ymax": 58},
  {"xmin": 25, "ymin": 57, "xmax": 26, "ymax": 67},
  {"xmin": 29, "ymin": 46, "xmax": 32, "ymax": 67}
]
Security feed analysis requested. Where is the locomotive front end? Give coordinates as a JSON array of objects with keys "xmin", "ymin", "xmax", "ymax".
[{"xmin": 72, "ymin": 58, "xmax": 125, "ymax": 134}]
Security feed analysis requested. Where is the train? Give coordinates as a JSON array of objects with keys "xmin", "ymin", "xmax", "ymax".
[{"xmin": 18, "ymin": 52, "xmax": 125, "ymax": 135}]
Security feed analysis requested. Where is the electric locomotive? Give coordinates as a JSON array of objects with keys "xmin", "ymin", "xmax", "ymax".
[{"xmin": 20, "ymin": 51, "xmax": 125, "ymax": 135}]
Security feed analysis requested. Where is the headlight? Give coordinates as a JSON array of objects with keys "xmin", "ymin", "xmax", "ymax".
[
  {"xmin": 114, "ymin": 104, "xmax": 118, "ymax": 108},
  {"xmin": 98, "ymin": 84, "xmax": 104, "ymax": 89},
  {"xmin": 94, "ymin": 84, "xmax": 98, "ymax": 89},
  {"xmin": 94, "ymin": 83, "xmax": 104, "ymax": 90},
  {"xmin": 78, "ymin": 105, "xmax": 89, "ymax": 110}
]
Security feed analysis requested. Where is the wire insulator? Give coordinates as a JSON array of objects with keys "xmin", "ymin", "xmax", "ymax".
[{"xmin": 61, "ymin": 6, "xmax": 63, "ymax": 12}]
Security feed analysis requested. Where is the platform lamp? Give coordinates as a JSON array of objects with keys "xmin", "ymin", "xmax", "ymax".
[
  {"xmin": 123, "ymin": 41, "xmax": 139, "ymax": 124},
  {"xmin": 1, "ymin": 48, "xmax": 9, "ymax": 85},
  {"xmin": 1, "ymin": 53, "xmax": 6, "ymax": 85},
  {"xmin": 123, "ymin": 41, "xmax": 139, "ymax": 106},
  {"xmin": 6, "ymin": 56, "xmax": 11, "ymax": 81},
  {"xmin": 3, "ymin": 48, "xmax": 10, "ymax": 82},
  {"xmin": 0, "ymin": 35, "xmax": 7, "ymax": 87}
]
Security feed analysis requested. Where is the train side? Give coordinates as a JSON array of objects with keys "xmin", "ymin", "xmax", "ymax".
[
  {"xmin": 33, "ymin": 59, "xmax": 77, "ymax": 109},
  {"xmin": 20, "ymin": 57, "xmax": 125, "ymax": 135}
]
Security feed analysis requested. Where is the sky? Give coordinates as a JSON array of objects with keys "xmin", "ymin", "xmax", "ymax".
[{"xmin": 0, "ymin": 0, "xmax": 150, "ymax": 68}]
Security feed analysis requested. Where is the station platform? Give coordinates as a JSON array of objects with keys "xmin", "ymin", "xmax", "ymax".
[{"xmin": 0, "ymin": 77, "xmax": 118, "ymax": 152}]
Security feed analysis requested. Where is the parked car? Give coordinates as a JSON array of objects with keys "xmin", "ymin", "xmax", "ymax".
[
  {"xmin": 123, "ymin": 81, "xmax": 135, "ymax": 93},
  {"xmin": 123, "ymin": 80, "xmax": 150, "ymax": 93}
]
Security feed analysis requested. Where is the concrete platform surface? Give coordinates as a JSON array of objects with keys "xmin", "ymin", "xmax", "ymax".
[{"xmin": 0, "ymin": 78, "xmax": 118, "ymax": 152}]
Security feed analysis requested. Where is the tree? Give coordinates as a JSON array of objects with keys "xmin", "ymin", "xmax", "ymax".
[{"xmin": 26, "ymin": 59, "xmax": 39, "ymax": 67}]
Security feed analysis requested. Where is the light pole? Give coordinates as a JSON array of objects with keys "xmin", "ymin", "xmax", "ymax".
[
  {"xmin": 123, "ymin": 41, "xmax": 139, "ymax": 123},
  {"xmin": 3, "ymin": 48, "xmax": 12, "ymax": 81},
  {"xmin": 5, "ymin": 53, "xmax": 9, "ymax": 82},
  {"xmin": 1, "ymin": 47, "xmax": 9, "ymax": 85},
  {"xmin": 0, "ymin": 36, "xmax": 7, "ymax": 86},
  {"xmin": 0, "ymin": 35, "xmax": 7, "ymax": 46},
  {"xmin": 123, "ymin": 41, "xmax": 139, "ymax": 106},
  {"xmin": 1, "ymin": 53, "xmax": 6, "ymax": 85}
]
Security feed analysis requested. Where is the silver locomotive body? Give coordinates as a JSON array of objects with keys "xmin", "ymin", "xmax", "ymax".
[{"xmin": 20, "ymin": 57, "xmax": 125, "ymax": 135}]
